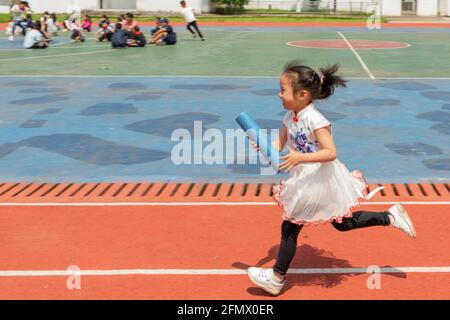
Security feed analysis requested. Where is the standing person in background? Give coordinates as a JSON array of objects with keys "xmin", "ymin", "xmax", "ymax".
[
  {"xmin": 9, "ymin": 1, "xmax": 32, "ymax": 41},
  {"xmin": 180, "ymin": 1, "xmax": 204, "ymax": 41}
]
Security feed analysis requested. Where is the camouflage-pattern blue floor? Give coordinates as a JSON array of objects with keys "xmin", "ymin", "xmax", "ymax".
[{"xmin": 0, "ymin": 77, "xmax": 449, "ymax": 183}]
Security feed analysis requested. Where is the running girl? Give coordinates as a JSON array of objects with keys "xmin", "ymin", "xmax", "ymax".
[{"xmin": 247, "ymin": 60, "xmax": 416, "ymax": 296}]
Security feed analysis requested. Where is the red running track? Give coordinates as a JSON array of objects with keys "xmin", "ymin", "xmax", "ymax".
[{"xmin": 0, "ymin": 203, "xmax": 448, "ymax": 299}]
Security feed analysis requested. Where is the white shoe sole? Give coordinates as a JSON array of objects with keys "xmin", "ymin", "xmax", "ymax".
[
  {"xmin": 247, "ymin": 271, "xmax": 282, "ymax": 296},
  {"xmin": 394, "ymin": 203, "xmax": 416, "ymax": 238}
]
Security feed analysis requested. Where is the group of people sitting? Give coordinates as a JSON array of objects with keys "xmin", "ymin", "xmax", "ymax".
[
  {"xmin": 5, "ymin": 0, "xmax": 206, "ymax": 49},
  {"xmin": 6, "ymin": 1, "xmax": 62, "ymax": 47},
  {"xmin": 94, "ymin": 14, "xmax": 177, "ymax": 48}
]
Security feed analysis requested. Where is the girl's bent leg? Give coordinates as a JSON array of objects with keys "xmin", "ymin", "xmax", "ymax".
[
  {"xmin": 273, "ymin": 220, "xmax": 303, "ymax": 276},
  {"xmin": 332, "ymin": 211, "xmax": 390, "ymax": 232}
]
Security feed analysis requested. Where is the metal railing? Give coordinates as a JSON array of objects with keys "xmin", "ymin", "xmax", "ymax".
[{"xmin": 245, "ymin": 0, "xmax": 379, "ymax": 14}]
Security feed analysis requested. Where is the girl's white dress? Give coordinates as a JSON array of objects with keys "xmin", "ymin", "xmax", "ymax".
[{"xmin": 273, "ymin": 103, "xmax": 382, "ymax": 226}]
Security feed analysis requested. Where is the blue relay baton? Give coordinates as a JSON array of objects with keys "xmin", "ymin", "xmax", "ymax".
[{"xmin": 235, "ymin": 112, "xmax": 279, "ymax": 171}]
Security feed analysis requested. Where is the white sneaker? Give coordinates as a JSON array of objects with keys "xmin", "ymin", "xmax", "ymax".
[
  {"xmin": 247, "ymin": 267, "xmax": 284, "ymax": 296},
  {"xmin": 388, "ymin": 203, "xmax": 416, "ymax": 238},
  {"xmin": 8, "ymin": 36, "xmax": 14, "ymax": 41}
]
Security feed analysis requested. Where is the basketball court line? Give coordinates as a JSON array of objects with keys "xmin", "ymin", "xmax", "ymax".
[
  {"xmin": 337, "ymin": 32, "xmax": 376, "ymax": 80},
  {"xmin": 286, "ymin": 40, "xmax": 411, "ymax": 50},
  {"xmin": 0, "ymin": 44, "xmax": 111, "ymax": 50},
  {"xmin": 0, "ymin": 266, "xmax": 449, "ymax": 277},
  {"xmin": 0, "ymin": 48, "xmax": 116, "ymax": 61}
]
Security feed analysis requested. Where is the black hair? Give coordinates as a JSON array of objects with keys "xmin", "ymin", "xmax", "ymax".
[
  {"xmin": 283, "ymin": 59, "xmax": 347, "ymax": 100},
  {"xmin": 126, "ymin": 13, "xmax": 134, "ymax": 18},
  {"xmin": 51, "ymin": 13, "xmax": 57, "ymax": 21},
  {"xmin": 33, "ymin": 21, "xmax": 41, "ymax": 30},
  {"xmin": 134, "ymin": 26, "xmax": 140, "ymax": 32},
  {"xmin": 180, "ymin": 1, "xmax": 186, "ymax": 5},
  {"xmin": 115, "ymin": 22, "xmax": 122, "ymax": 29}
]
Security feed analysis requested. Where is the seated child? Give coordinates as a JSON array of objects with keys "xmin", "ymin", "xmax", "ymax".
[
  {"xmin": 122, "ymin": 12, "xmax": 138, "ymax": 33},
  {"xmin": 111, "ymin": 23, "xmax": 128, "ymax": 48},
  {"xmin": 150, "ymin": 18, "xmax": 176, "ymax": 46},
  {"xmin": 96, "ymin": 21, "xmax": 114, "ymax": 42},
  {"xmin": 46, "ymin": 13, "xmax": 59, "ymax": 35},
  {"xmin": 23, "ymin": 22, "xmax": 48, "ymax": 49},
  {"xmin": 40, "ymin": 11, "xmax": 49, "ymax": 25},
  {"xmin": 70, "ymin": 21, "xmax": 85, "ymax": 42},
  {"xmin": 82, "ymin": 15, "xmax": 92, "ymax": 32},
  {"xmin": 128, "ymin": 26, "xmax": 146, "ymax": 47},
  {"xmin": 98, "ymin": 14, "xmax": 110, "ymax": 28},
  {"xmin": 151, "ymin": 17, "xmax": 161, "ymax": 35}
]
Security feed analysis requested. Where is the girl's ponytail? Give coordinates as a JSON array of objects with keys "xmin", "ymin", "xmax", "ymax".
[
  {"xmin": 282, "ymin": 60, "xmax": 347, "ymax": 101},
  {"xmin": 318, "ymin": 64, "xmax": 347, "ymax": 100}
]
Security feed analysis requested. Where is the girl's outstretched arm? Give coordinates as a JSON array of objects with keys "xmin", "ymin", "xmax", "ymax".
[{"xmin": 279, "ymin": 126, "xmax": 336, "ymax": 172}]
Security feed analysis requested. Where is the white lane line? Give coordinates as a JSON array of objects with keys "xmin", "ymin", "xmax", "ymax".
[
  {"xmin": 0, "ymin": 75, "xmax": 449, "ymax": 80},
  {"xmin": 0, "ymin": 201, "xmax": 448, "ymax": 206},
  {"xmin": 0, "ymin": 49, "xmax": 115, "ymax": 61},
  {"xmin": 338, "ymin": 31, "xmax": 376, "ymax": 80},
  {"xmin": 1, "ymin": 266, "xmax": 450, "ymax": 277}
]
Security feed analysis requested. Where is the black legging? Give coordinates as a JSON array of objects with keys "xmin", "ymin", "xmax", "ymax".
[
  {"xmin": 187, "ymin": 20, "xmax": 203, "ymax": 39},
  {"xmin": 273, "ymin": 211, "xmax": 391, "ymax": 276}
]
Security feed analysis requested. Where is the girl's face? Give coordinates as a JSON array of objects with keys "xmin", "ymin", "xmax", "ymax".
[{"xmin": 279, "ymin": 74, "xmax": 310, "ymax": 111}]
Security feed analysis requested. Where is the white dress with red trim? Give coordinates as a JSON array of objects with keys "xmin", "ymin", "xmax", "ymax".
[{"xmin": 272, "ymin": 103, "xmax": 382, "ymax": 226}]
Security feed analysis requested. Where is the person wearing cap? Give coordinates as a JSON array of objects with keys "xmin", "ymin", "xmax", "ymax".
[
  {"xmin": 150, "ymin": 18, "xmax": 176, "ymax": 46},
  {"xmin": 151, "ymin": 16, "xmax": 162, "ymax": 36}
]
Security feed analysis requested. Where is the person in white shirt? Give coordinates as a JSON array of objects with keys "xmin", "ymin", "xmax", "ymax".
[
  {"xmin": 9, "ymin": 1, "xmax": 32, "ymax": 41},
  {"xmin": 23, "ymin": 22, "xmax": 48, "ymax": 49},
  {"xmin": 180, "ymin": 1, "xmax": 204, "ymax": 41}
]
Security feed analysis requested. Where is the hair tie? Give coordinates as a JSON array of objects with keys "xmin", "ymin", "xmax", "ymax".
[{"xmin": 318, "ymin": 72, "xmax": 325, "ymax": 85}]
